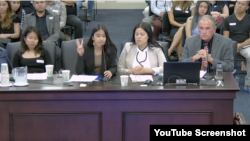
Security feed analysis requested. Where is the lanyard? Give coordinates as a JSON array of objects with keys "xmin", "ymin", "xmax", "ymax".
[{"xmin": 136, "ymin": 51, "xmax": 147, "ymax": 67}]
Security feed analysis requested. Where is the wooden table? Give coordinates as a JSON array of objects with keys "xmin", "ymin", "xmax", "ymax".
[{"xmin": 0, "ymin": 72, "xmax": 239, "ymax": 141}]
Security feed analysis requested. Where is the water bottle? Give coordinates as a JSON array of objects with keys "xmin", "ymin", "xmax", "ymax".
[{"xmin": 216, "ymin": 62, "xmax": 223, "ymax": 80}]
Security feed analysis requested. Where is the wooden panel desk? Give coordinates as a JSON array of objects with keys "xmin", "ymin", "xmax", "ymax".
[{"xmin": 0, "ymin": 72, "xmax": 239, "ymax": 141}]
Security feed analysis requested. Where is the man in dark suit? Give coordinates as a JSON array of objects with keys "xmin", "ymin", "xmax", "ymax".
[
  {"xmin": 179, "ymin": 15, "xmax": 234, "ymax": 72},
  {"xmin": 23, "ymin": 0, "xmax": 61, "ymax": 71}
]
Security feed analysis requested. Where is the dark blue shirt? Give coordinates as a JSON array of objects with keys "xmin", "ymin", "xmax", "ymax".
[
  {"xmin": 34, "ymin": 10, "xmax": 50, "ymax": 40},
  {"xmin": 210, "ymin": 1, "xmax": 228, "ymax": 13}
]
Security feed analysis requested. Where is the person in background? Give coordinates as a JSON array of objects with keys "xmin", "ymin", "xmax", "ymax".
[
  {"xmin": 13, "ymin": 26, "xmax": 52, "ymax": 73},
  {"xmin": 0, "ymin": 0, "xmax": 20, "ymax": 47},
  {"xmin": 151, "ymin": 0, "xmax": 171, "ymax": 40},
  {"xmin": 10, "ymin": 0, "xmax": 26, "ymax": 31},
  {"xmin": 118, "ymin": 22, "xmax": 166, "ymax": 75},
  {"xmin": 168, "ymin": 1, "xmax": 211, "ymax": 58},
  {"xmin": 46, "ymin": 0, "xmax": 66, "ymax": 41},
  {"xmin": 223, "ymin": 1, "xmax": 250, "ymax": 91},
  {"xmin": 75, "ymin": 24, "xmax": 117, "ymax": 79}
]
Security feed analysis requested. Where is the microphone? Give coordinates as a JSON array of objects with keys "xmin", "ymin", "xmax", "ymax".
[
  {"xmin": 0, "ymin": 49, "xmax": 14, "ymax": 81},
  {"xmin": 100, "ymin": 45, "xmax": 109, "ymax": 82}
]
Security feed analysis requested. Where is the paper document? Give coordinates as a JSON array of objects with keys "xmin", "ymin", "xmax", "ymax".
[
  {"xmin": 130, "ymin": 75, "xmax": 153, "ymax": 82},
  {"xmin": 200, "ymin": 70, "xmax": 206, "ymax": 78},
  {"xmin": 69, "ymin": 75, "xmax": 98, "ymax": 82},
  {"xmin": 27, "ymin": 73, "xmax": 47, "ymax": 80}
]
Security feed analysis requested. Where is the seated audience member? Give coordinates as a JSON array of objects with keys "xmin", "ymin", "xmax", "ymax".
[
  {"xmin": 228, "ymin": 1, "xmax": 236, "ymax": 15},
  {"xmin": 46, "ymin": 0, "xmax": 66, "ymax": 41},
  {"xmin": 223, "ymin": 1, "xmax": 250, "ymax": 91},
  {"xmin": 21, "ymin": 1, "xmax": 34, "ymax": 14},
  {"xmin": 13, "ymin": 26, "xmax": 52, "ymax": 73},
  {"xmin": 62, "ymin": 1, "xmax": 83, "ymax": 39},
  {"xmin": 151, "ymin": 0, "xmax": 171, "ymax": 40},
  {"xmin": 118, "ymin": 22, "xmax": 166, "ymax": 75},
  {"xmin": 210, "ymin": 1, "xmax": 229, "ymax": 19},
  {"xmin": 10, "ymin": 0, "xmax": 26, "ymax": 31},
  {"xmin": 168, "ymin": 1, "xmax": 195, "ymax": 39},
  {"xmin": 0, "ymin": 1, "xmax": 20, "ymax": 47},
  {"xmin": 168, "ymin": 1, "xmax": 211, "ymax": 59},
  {"xmin": 179, "ymin": 15, "xmax": 234, "ymax": 72},
  {"xmin": 75, "ymin": 24, "xmax": 117, "ymax": 79},
  {"xmin": 23, "ymin": 0, "xmax": 61, "ymax": 71}
]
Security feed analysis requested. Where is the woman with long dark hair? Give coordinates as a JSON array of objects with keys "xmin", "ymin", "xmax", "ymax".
[
  {"xmin": 10, "ymin": 0, "xmax": 26, "ymax": 30},
  {"xmin": 13, "ymin": 26, "xmax": 52, "ymax": 73},
  {"xmin": 118, "ymin": 22, "xmax": 166, "ymax": 75},
  {"xmin": 75, "ymin": 24, "xmax": 117, "ymax": 79},
  {"xmin": 168, "ymin": 1, "xmax": 211, "ymax": 58}
]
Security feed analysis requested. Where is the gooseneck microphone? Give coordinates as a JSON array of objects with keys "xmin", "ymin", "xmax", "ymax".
[
  {"xmin": 101, "ymin": 45, "xmax": 109, "ymax": 82},
  {"xmin": 0, "ymin": 49, "xmax": 14, "ymax": 81}
]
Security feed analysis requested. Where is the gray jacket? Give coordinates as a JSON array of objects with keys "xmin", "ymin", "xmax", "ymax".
[
  {"xmin": 179, "ymin": 33, "xmax": 234, "ymax": 72},
  {"xmin": 23, "ymin": 10, "xmax": 60, "ymax": 44}
]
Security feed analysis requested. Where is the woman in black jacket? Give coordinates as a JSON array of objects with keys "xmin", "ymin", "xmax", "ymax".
[{"xmin": 75, "ymin": 24, "xmax": 117, "ymax": 79}]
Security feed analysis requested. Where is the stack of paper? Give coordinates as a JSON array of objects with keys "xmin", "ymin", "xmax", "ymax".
[
  {"xmin": 69, "ymin": 75, "xmax": 98, "ymax": 82},
  {"xmin": 27, "ymin": 73, "xmax": 47, "ymax": 80},
  {"xmin": 130, "ymin": 75, "xmax": 153, "ymax": 82}
]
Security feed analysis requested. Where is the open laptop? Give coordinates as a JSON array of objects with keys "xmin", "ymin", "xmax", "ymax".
[{"xmin": 163, "ymin": 62, "xmax": 200, "ymax": 86}]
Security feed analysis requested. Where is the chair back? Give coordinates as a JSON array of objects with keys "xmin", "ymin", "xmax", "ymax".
[{"xmin": 61, "ymin": 39, "xmax": 81, "ymax": 74}]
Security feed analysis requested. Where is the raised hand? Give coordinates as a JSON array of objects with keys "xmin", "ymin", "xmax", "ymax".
[{"xmin": 76, "ymin": 39, "xmax": 84, "ymax": 56}]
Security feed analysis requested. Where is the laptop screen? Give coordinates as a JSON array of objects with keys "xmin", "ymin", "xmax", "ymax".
[{"xmin": 163, "ymin": 62, "xmax": 200, "ymax": 84}]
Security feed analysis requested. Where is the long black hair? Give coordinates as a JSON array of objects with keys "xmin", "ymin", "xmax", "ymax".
[
  {"xmin": 131, "ymin": 22, "xmax": 163, "ymax": 50},
  {"xmin": 191, "ymin": 1, "xmax": 211, "ymax": 30},
  {"xmin": 86, "ymin": 24, "xmax": 117, "ymax": 66},
  {"xmin": 14, "ymin": 1, "xmax": 23, "ymax": 19},
  {"xmin": 20, "ymin": 26, "xmax": 44, "ymax": 55}
]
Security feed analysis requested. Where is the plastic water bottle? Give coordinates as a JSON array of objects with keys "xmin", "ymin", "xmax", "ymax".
[{"xmin": 216, "ymin": 62, "xmax": 223, "ymax": 80}]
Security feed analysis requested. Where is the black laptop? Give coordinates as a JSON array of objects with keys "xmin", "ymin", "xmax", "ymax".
[{"xmin": 163, "ymin": 62, "xmax": 200, "ymax": 85}]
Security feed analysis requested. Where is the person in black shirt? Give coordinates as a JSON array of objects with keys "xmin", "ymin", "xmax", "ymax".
[
  {"xmin": 21, "ymin": 1, "xmax": 34, "ymax": 14},
  {"xmin": 75, "ymin": 24, "xmax": 117, "ymax": 79},
  {"xmin": 223, "ymin": 1, "xmax": 250, "ymax": 92},
  {"xmin": 13, "ymin": 26, "xmax": 52, "ymax": 73},
  {"xmin": 0, "ymin": 1, "xmax": 21, "ymax": 47}
]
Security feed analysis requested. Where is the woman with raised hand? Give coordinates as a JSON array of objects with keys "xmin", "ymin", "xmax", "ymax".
[
  {"xmin": 168, "ymin": 1, "xmax": 211, "ymax": 58},
  {"xmin": 13, "ymin": 26, "xmax": 52, "ymax": 73},
  {"xmin": 75, "ymin": 24, "xmax": 117, "ymax": 79},
  {"xmin": 118, "ymin": 22, "xmax": 166, "ymax": 75}
]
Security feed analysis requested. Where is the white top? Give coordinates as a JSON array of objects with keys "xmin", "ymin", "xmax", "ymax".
[
  {"xmin": 132, "ymin": 46, "xmax": 159, "ymax": 75},
  {"xmin": 150, "ymin": 0, "xmax": 172, "ymax": 16},
  {"xmin": 168, "ymin": 1, "xmax": 195, "ymax": 12}
]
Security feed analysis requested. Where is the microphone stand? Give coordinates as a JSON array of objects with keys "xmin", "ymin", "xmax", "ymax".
[{"xmin": 100, "ymin": 46, "xmax": 109, "ymax": 82}]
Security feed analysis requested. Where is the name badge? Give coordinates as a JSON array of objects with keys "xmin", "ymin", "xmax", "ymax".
[
  {"xmin": 214, "ymin": 5, "xmax": 217, "ymax": 7},
  {"xmin": 49, "ymin": 16, "xmax": 53, "ymax": 20},
  {"xmin": 230, "ymin": 23, "xmax": 236, "ymax": 26},
  {"xmin": 185, "ymin": 11, "xmax": 189, "ymax": 13},
  {"xmin": 36, "ymin": 60, "xmax": 44, "ymax": 64},
  {"xmin": 209, "ymin": 54, "xmax": 211, "ymax": 56},
  {"xmin": 52, "ymin": 10, "xmax": 59, "ymax": 13}
]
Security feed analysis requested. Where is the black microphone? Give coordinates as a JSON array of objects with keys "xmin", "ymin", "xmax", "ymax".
[
  {"xmin": 0, "ymin": 49, "xmax": 14, "ymax": 81},
  {"xmin": 100, "ymin": 45, "xmax": 109, "ymax": 82}
]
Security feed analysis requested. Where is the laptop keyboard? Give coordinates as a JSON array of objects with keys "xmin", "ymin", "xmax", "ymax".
[{"xmin": 165, "ymin": 83, "xmax": 198, "ymax": 86}]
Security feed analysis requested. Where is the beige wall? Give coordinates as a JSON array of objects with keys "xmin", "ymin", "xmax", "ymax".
[{"xmin": 82, "ymin": 0, "xmax": 147, "ymax": 9}]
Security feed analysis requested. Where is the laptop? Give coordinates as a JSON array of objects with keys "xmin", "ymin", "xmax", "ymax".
[{"xmin": 163, "ymin": 62, "xmax": 200, "ymax": 86}]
